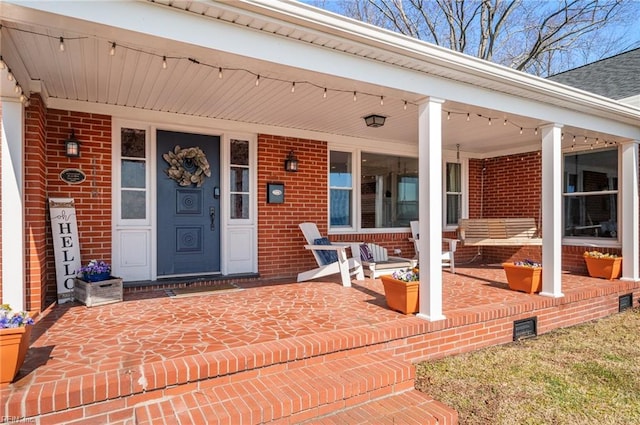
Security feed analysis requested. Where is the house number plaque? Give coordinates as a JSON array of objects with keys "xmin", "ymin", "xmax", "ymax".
[{"xmin": 60, "ymin": 168, "xmax": 87, "ymax": 184}]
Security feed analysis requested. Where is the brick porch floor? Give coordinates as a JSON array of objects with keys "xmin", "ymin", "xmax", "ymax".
[{"xmin": 2, "ymin": 266, "xmax": 638, "ymax": 424}]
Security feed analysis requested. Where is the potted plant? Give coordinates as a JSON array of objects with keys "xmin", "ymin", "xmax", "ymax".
[
  {"xmin": 380, "ymin": 269, "xmax": 420, "ymax": 314},
  {"xmin": 583, "ymin": 251, "xmax": 622, "ymax": 280},
  {"xmin": 0, "ymin": 304, "xmax": 34, "ymax": 386},
  {"xmin": 502, "ymin": 259, "xmax": 542, "ymax": 294},
  {"xmin": 78, "ymin": 259, "xmax": 112, "ymax": 282}
]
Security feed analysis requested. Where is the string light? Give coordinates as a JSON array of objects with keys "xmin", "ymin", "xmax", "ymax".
[
  {"xmin": 447, "ymin": 112, "xmax": 451, "ymax": 120},
  {"xmin": 255, "ymin": 75, "xmax": 260, "ymax": 86},
  {"xmin": 488, "ymin": 118, "xmax": 492, "ymax": 126},
  {"xmin": 380, "ymin": 96, "xmax": 384, "ymax": 106},
  {"xmin": 291, "ymin": 82, "xmax": 295, "ymax": 93},
  {"xmin": 323, "ymin": 88, "xmax": 327, "ymax": 99},
  {"xmin": 404, "ymin": 101, "xmax": 407, "ymax": 110},
  {"xmin": 218, "ymin": 67, "xmax": 223, "ymax": 79},
  {"xmin": 162, "ymin": 56, "xmax": 167, "ymax": 69},
  {"xmin": 14, "ymin": 84, "xmax": 21, "ymax": 94},
  {"xmin": 520, "ymin": 128, "xmax": 523, "ymax": 135},
  {"xmin": 353, "ymin": 91, "xmax": 357, "ymax": 102},
  {"xmin": 110, "ymin": 42, "xmax": 116, "ymax": 56},
  {"xmin": 59, "ymin": 37, "xmax": 65, "ymax": 52},
  {"xmin": 7, "ymin": 68, "xmax": 14, "ymax": 82},
  {"xmin": 534, "ymin": 128, "xmax": 538, "ymax": 135},
  {"xmin": 466, "ymin": 113, "xmax": 470, "ymax": 121},
  {"xmin": 503, "ymin": 119, "xmax": 507, "ymax": 126},
  {"xmin": 0, "ymin": 55, "xmax": 5, "ymax": 70}
]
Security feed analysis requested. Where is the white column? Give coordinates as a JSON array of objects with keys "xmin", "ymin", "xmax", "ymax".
[
  {"xmin": 620, "ymin": 140, "xmax": 639, "ymax": 281},
  {"xmin": 540, "ymin": 124, "xmax": 564, "ymax": 298},
  {"xmin": 1, "ymin": 98, "xmax": 26, "ymax": 310},
  {"xmin": 416, "ymin": 98, "xmax": 445, "ymax": 321}
]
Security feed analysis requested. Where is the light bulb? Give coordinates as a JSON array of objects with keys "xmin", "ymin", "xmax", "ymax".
[
  {"xmin": 14, "ymin": 85, "xmax": 21, "ymax": 94},
  {"xmin": 466, "ymin": 113, "xmax": 470, "ymax": 121},
  {"xmin": 403, "ymin": 101, "xmax": 407, "ymax": 110},
  {"xmin": 535, "ymin": 128, "xmax": 538, "ymax": 135},
  {"xmin": 488, "ymin": 118, "xmax": 492, "ymax": 126},
  {"xmin": 0, "ymin": 56, "xmax": 5, "ymax": 70},
  {"xmin": 255, "ymin": 75, "xmax": 260, "ymax": 86},
  {"xmin": 110, "ymin": 43, "xmax": 116, "ymax": 56},
  {"xmin": 291, "ymin": 82, "xmax": 295, "ymax": 93},
  {"xmin": 218, "ymin": 67, "xmax": 223, "ymax": 79},
  {"xmin": 59, "ymin": 37, "xmax": 65, "ymax": 52},
  {"xmin": 162, "ymin": 56, "xmax": 167, "ymax": 69},
  {"xmin": 380, "ymin": 96, "xmax": 384, "ymax": 106},
  {"xmin": 353, "ymin": 91, "xmax": 357, "ymax": 102},
  {"xmin": 503, "ymin": 119, "xmax": 507, "ymax": 126},
  {"xmin": 447, "ymin": 112, "xmax": 451, "ymax": 120},
  {"xmin": 323, "ymin": 88, "xmax": 327, "ymax": 99},
  {"xmin": 7, "ymin": 69, "xmax": 14, "ymax": 82},
  {"xmin": 520, "ymin": 128, "xmax": 523, "ymax": 135}
]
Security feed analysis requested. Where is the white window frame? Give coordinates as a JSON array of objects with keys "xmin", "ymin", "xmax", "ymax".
[
  {"xmin": 562, "ymin": 146, "xmax": 621, "ymax": 248},
  {"xmin": 328, "ymin": 145, "xmax": 468, "ymax": 234},
  {"xmin": 442, "ymin": 153, "xmax": 469, "ymax": 232}
]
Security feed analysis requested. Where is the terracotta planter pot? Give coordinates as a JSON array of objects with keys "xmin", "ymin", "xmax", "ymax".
[
  {"xmin": 502, "ymin": 263, "xmax": 542, "ymax": 294},
  {"xmin": 584, "ymin": 256, "xmax": 622, "ymax": 280},
  {"xmin": 380, "ymin": 275, "xmax": 419, "ymax": 314},
  {"xmin": 0, "ymin": 325, "xmax": 32, "ymax": 386}
]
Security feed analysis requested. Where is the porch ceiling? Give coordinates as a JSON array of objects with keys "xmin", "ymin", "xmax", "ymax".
[{"xmin": 0, "ymin": 1, "xmax": 631, "ymax": 155}]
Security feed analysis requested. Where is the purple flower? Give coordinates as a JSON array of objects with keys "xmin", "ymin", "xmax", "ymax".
[
  {"xmin": 0, "ymin": 304, "xmax": 34, "ymax": 328},
  {"xmin": 78, "ymin": 259, "xmax": 112, "ymax": 275}
]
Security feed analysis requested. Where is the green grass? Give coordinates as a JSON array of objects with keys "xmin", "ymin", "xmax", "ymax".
[{"xmin": 415, "ymin": 308, "xmax": 640, "ymax": 425}]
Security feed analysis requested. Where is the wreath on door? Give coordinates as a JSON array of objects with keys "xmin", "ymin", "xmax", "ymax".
[{"xmin": 163, "ymin": 145, "xmax": 211, "ymax": 187}]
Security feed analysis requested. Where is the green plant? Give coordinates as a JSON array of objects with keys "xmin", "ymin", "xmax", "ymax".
[
  {"xmin": 513, "ymin": 259, "xmax": 541, "ymax": 268},
  {"xmin": 391, "ymin": 269, "xmax": 419, "ymax": 281},
  {"xmin": 583, "ymin": 251, "xmax": 619, "ymax": 259},
  {"xmin": 0, "ymin": 304, "xmax": 34, "ymax": 329}
]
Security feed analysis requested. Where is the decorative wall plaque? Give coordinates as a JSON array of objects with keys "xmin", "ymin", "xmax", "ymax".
[{"xmin": 60, "ymin": 168, "xmax": 87, "ymax": 184}]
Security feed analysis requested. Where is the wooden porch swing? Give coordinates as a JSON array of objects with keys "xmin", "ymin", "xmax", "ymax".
[{"xmin": 458, "ymin": 217, "xmax": 542, "ymax": 246}]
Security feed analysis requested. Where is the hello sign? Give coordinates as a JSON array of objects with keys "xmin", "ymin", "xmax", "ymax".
[{"xmin": 49, "ymin": 198, "xmax": 82, "ymax": 304}]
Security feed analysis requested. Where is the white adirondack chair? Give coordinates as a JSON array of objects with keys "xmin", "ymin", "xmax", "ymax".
[
  {"xmin": 409, "ymin": 221, "xmax": 458, "ymax": 274},
  {"xmin": 349, "ymin": 242, "xmax": 416, "ymax": 278},
  {"xmin": 298, "ymin": 223, "xmax": 364, "ymax": 287}
]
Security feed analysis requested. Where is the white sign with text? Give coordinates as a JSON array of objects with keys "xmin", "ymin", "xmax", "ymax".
[{"xmin": 49, "ymin": 198, "xmax": 81, "ymax": 303}]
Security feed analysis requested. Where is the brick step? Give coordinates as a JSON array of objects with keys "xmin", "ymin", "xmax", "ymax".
[
  {"xmin": 299, "ymin": 389, "xmax": 458, "ymax": 425},
  {"xmin": 133, "ymin": 351, "xmax": 422, "ymax": 424}
]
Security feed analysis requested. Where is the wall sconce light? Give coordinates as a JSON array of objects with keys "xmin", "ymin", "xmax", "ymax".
[
  {"xmin": 284, "ymin": 150, "xmax": 299, "ymax": 172},
  {"xmin": 64, "ymin": 130, "xmax": 81, "ymax": 157},
  {"xmin": 363, "ymin": 114, "xmax": 386, "ymax": 128}
]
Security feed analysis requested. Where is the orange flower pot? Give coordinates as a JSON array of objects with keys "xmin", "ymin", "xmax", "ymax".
[
  {"xmin": 380, "ymin": 275, "xmax": 419, "ymax": 314},
  {"xmin": 502, "ymin": 263, "xmax": 542, "ymax": 294},
  {"xmin": 0, "ymin": 325, "xmax": 32, "ymax": 386},
  {"xmin": 584, "ymin": 256, "xmax": 622, "ymax": 280}
]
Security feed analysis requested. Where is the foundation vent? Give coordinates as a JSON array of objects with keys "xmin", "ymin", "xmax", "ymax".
[
  {"xmin": 619, "ymin": 294, "xmax": 633, "ymax": 312},
  {"xmin": 513, "ymin": 317, "xmax": 537, "ymax": 341}
]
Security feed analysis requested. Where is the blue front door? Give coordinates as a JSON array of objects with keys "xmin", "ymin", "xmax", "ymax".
[{"xmin": 157, "ymin": 130, "xmax": 220, "ymax": 276}]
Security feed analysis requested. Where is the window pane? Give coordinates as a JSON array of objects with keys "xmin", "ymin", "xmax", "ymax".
[
  {"xmin": 330, "ymin": 151, "xmax": 352, "ymax": 187},
  {"xmin": 230, "ymin": 194, "xmax": 249, "ymax": 219},
  {"xmin": 121, "ymin": 160, "xmax": 145, "ymax": 188},
  {"xmin": 121, "ymin": 128, "xmax": 145, "ymax": 158},
  {"xmin": 231, "ymin": 139, "xmax": 249, "ymax": 165},
  {"xmin": 330, "ymin": 189, "xmax": 352, "ymax": 226},
  {"xmin": 564, "ymin": 149, "xmax": 617, "ymax": 192},
  {"xmin": 230, "ymin": 167, "xmax": 249, "ymax": 192},
  {"xmin": 121, "ymin": 190, "xmax": 146, "ymax": 219},
  {"xmin": 446, "ymin": 163, "xmax": 461, "ymax": 192},
  {"xmin": 361, "ymin": 152, "xmax": 418, "ymax": 228},
  {"xmin": 564, "ymin": 194, "xmax": 617, "ymax": 238},
  {"xmin": 446, "ymin": 194, "xmax": 461, "ymax": 226}
]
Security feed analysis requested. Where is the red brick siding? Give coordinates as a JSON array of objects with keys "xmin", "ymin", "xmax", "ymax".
[
  {"xmin": 44, "ymin": 109, "xmax": 112, "ymax": 303},
  {"xmin": 257, "ymin": 135, "xmax": 420, "ymax": 279},
  {"xmin": 24, "ymin": 95, "xmax": 48, "ymax": 311},
  {"xmin": 257, "ymin": 135, "xmax": 329, "ymax": 279}
]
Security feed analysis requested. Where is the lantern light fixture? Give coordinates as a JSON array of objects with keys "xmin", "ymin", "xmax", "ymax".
[
  {"xmin": 284, "ymin": 150, "xmax": 299, "ymax": 172},
  {"xmin": 64, "ymin": 130, "xmax": 81, "ymax": 157}
]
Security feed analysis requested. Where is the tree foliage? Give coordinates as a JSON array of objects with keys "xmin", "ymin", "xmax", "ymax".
[{"xmin": 310, "ymin": 0, "xmax": 640, "ymax": 76}]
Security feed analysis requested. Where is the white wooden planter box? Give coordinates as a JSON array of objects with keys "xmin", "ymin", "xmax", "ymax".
[{"xmin": 74, "ymin": 277, "xmax": 123, "ymax": 307}]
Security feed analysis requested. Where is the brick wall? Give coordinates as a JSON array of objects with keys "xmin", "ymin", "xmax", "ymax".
[
  {"xmin": 43, "ymin": 109, "xmax": 112, "ymax": 304},
  {"xmin": 24, "ymin": 95, "xmax": 48, "ymax": 311}
]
